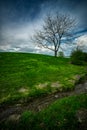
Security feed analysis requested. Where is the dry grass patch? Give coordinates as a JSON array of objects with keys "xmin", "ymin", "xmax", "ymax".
[
  {"xmin": 8, "ymin": 114, "xmax": 21, "ymax": 122},
  {"xmin": 36, "ymin": 83, "xmax": 48, "ymax": 89},
  {"xmin": 51, "ymin": 81, "xmax": 61, "ymax": 88},
  {"xmin": 18, "ymin": 88, "xmax": 29, "ymax": 93}
]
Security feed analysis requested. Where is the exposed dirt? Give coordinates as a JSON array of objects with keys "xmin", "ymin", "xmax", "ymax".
[{"xmin": 0, "ymin": 80, "xmax": 87, "ymax": 123}]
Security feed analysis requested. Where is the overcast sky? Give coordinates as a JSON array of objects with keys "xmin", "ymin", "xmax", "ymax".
[{"xmin": 0, "ymin": 0, "xmax": 87, "ymax": 55}]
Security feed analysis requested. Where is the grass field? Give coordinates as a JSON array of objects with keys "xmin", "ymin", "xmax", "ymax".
[
  {"xmin": 1, "ymin": 93, "xmax": 87, "ymax": 130},
  {"xmin": 0, "ymin": 52, "xmax": 87, "ymax": 104}
]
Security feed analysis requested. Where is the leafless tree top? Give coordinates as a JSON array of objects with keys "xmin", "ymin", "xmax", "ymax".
[{"xmin": 33, "ymin": 12, "xmax": 76, "ymax": 56}]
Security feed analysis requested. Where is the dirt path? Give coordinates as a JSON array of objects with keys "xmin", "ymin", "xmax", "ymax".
[{"xmin": 0, "ymin": 81, "xmax": 87, "ymax": 122}]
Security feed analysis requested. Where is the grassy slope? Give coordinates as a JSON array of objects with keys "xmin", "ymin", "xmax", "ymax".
[
  {"xmin": 20, "ymin": 94, "xmax": 87, "ymax": 130},
  {"xmin": 1, "ymin": 93, "xmax": 87, "ymax": 130},
  {"xmin": 0, "ymin": 52, "xmax": 86, "ymax": 103}
]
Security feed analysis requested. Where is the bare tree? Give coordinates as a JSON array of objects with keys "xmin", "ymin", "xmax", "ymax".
[{"xmin": 33, "ymin": 13, "xmax": 76, "ymax": 57}]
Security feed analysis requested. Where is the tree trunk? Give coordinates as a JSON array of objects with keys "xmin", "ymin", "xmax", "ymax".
[{"xmin": 54, "ymin": 50, "xmax": 57, "ymax": 57}]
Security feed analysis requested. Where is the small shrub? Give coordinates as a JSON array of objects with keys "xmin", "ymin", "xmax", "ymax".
[
  {"xmin": 70, "ymin": 49, "xmax": 87, "ymax": 65},
  {"xmin": 58, "ymin": 51, "xmax": 64, "ymax": 57},
  {"xmin": 83, "ymin": 52, "xmax": 87, "ymax": 62}
]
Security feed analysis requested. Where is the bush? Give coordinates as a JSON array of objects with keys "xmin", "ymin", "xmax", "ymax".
[
  {"xmin": 58, "ymin": 51, "xmax": 64, "ymax": 57},
  {"xmin": 84, "ymin": 52, "xmax": 87, "ymax": 62},
  {"xmin": 70, "ymin": 49, "xmax": 87, "ymax": 65}
]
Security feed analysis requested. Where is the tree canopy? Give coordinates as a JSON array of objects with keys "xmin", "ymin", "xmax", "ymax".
[{"xmin": 33, "ymin": 13, "xmax": 76, "ymax": 57}]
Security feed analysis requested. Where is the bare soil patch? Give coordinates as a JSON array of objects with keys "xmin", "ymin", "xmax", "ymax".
[{"xmin": 0, "ymin": 80, "xmax": 87, "ymax": 123}]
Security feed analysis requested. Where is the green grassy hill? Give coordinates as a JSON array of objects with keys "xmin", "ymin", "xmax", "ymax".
[
  {"xmin": 0, "ymin": 52, "xmax": 86, "ymax": 104},
  {"xmin": 1, "ymin": 93, "xmax": 87, "ymax": 130}
]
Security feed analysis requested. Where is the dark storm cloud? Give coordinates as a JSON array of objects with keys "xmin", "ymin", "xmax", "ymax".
[
  {"xmin": 0, "ymin": 0, "xmax": 87, "ymax": 27},
  {"xmin": 0, "ymin": 0, "xmax": 40, "ymax": 24},
  {"xmin": 0, "ymin": 0, "xmax": 87, "ymax": 54}
]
